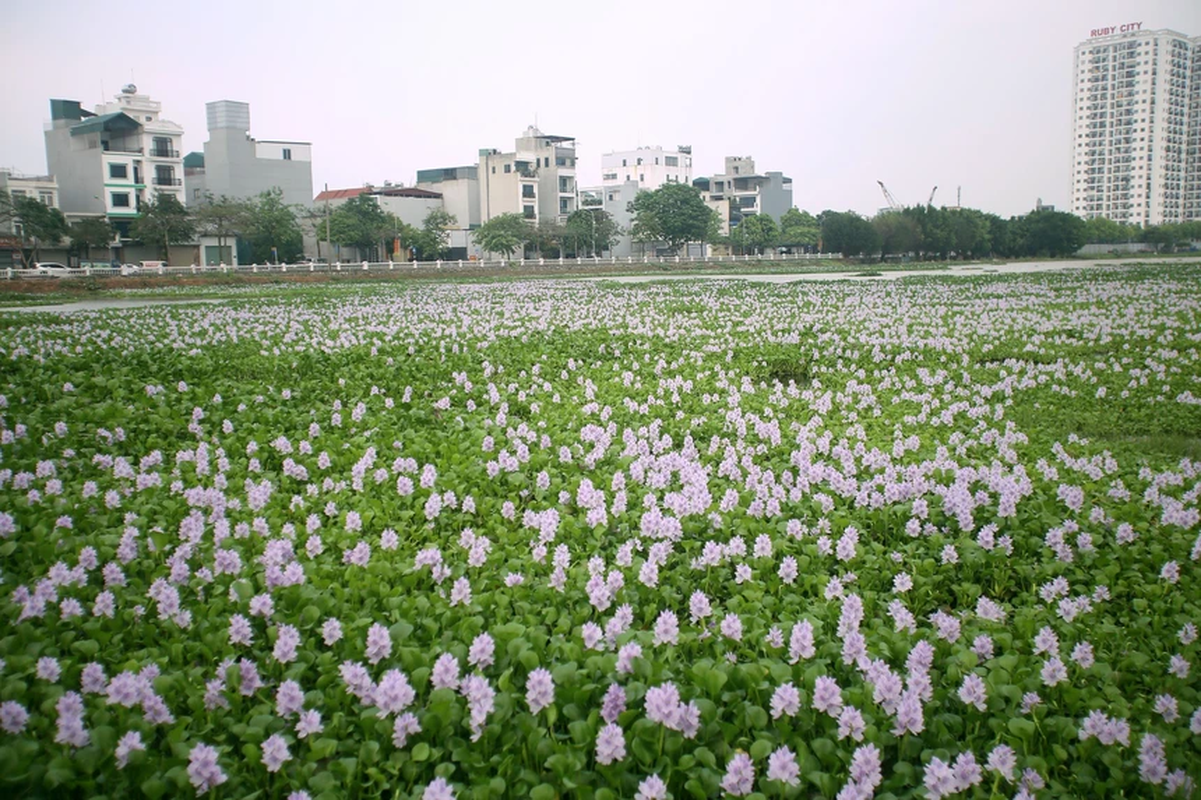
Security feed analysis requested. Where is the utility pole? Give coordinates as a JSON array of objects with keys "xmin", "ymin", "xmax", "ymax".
[{"xmin": 324, "ymin": 182, "xmax": 331, "ymax": 257}]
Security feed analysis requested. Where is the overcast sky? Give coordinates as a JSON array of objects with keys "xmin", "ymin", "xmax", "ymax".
[{"xmin": 4, "ymin": 0, "xmax": 1199, "ymax": 218}]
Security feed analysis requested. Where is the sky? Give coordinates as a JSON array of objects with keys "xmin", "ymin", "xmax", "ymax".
[{"xmin": 4, "ymin": 0, "xmax": 1200, "ymax": 218}]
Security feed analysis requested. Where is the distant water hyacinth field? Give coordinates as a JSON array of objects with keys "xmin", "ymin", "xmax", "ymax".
[{"xmin": 1, "ymin": 265, "xmax": 1200, "ymax": 799}]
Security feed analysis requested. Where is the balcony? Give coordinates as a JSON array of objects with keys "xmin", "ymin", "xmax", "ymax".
[
  {"xmin": 149, "ymin": 148, "xmax": 180, "ymax": 159},
  {"xmin": 102, "ymin": 142, "xmax": 142, "ymax": 154},
  {"xmin": 153, "ymin": 176, "xmax": 182, "ymax": 186}
]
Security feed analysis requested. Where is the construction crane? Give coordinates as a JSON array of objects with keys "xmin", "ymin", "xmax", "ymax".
[
  {"xmin": 928, "ymin": 186, "xmax": 938, "ymax": 206},
  {"xmin": 877, "ymin": 180, "xmax": 901, "ymax": 211}
]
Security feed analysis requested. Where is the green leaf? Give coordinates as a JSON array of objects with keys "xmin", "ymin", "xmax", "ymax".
[{"xmin": 412, "ymin": 742, "xmax": 431, "ymax": 762}]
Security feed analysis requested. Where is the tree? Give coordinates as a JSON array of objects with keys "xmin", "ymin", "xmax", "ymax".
[
  {"xmin": 0, "ymin": 189, "xmax": 15, "ymax": 231},
  {"xmin": 1083, "ymin": 216, "xmax": 1125, "ymax": 245},
  {"xmin": 736, "ymin": 214, "xmax": 778, "ymax": 255},
  {"xmin": 129, "ymin": 193, "xmax": 194, "ymax": 263},
  {"xmin": 245, "ymin": 188, "xmax": 304, "ymax": 263},
  {"xmin": 946, "ymin": 208, "xmax": 991, "ymax": 259},
  {"xmin": 417, "ymin": 208, "xmax": 458, "ymax": 260},
  {"xmin": 193, "ymin": 194, "xmax": 251, "ymax": 263},
  {"xmin": 13, "ymin": 196, "xmax": 69, "ymax": 264},
  {"xmin": 474, "ymin": 213, "xmax": 530, "ymax": 259},
  {"xmin": 528, "ymin": 219, "xmax": 565, "ymax": 258},
  {"xmin": 68, "ymin": 217, "xmax": 114, "ymax": 263},
  {"xmin": 565, "ymin": 208, "xmax": 619, "ymax": 256},
  {"xmin": 872, "ymin": 212, "xmax": 921, "ymax": 259},
  {"xmin": 819, "ymin": 210, "xmax": 880, "ymax": 257},
  {"xmin": 326, "ymin": 194, "xmax": 391, "ymax": 260},
  {"xmin": 630, "ymin": 183, "xmax": 718, "ymax": 254},
  {"xmin": 1021, "ymin": 210, "xmax": 1086, "ymax": 257},
  {"xmin": 778, "ymin": 208, "xmax": 820, "ymax": 250}
]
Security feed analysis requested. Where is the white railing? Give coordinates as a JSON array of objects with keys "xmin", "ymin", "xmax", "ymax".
[{"xmin": 3, "ymin": 251, "xmax": 837, "ymax": 280}]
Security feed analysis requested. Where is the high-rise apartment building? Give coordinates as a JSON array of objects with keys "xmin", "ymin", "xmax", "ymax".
[
  {"xmin": 479, "ymin": 126, "xmax": 578, "ymax": 224},
  {"xmin": 1071, "ymin": 26, "xmax": 1199, "ymax": 225}
]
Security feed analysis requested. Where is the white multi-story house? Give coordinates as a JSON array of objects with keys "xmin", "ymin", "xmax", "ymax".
[
  {"xmin": 601, "ymin": 146, "xmax": 692, "ymax": 191},
  {"xmin": 1071, "ymin": 27, "xmax": 1199, "ymax": 225},
  {"xmin": 184, "ymin": 100, "xmax": 313, "ymax": 209},
  {"xmin": 45, "ymin": 85, "xmax": 185, "ymax": 237},
  {"xmin": 479, "ymin": 126, "xmax": 578, "ymax": 224},
  {"xmin": 694, "ymin": 156, "xmax": 793, "ymax": 234}
]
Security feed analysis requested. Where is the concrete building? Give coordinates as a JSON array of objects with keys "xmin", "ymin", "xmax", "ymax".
[
  {"xmin": 694, "ymin": 156, "xmax": 793, "ymax": 234},
  {"xmin": 479, "ymin": 126, "xmax": 578, "ymax": 224},
  {"xmin": 184, "ymin": 100, "xmax": 313, "ymax": 209},
  {"xmin": 601, "ymin": 146, "xmax": 692, "ymax": 192},
  {"xmin": 0, "ymin": 170, "xmax": 62, "ymax": 267},
  {"xmin": 44, "ymin": 85, "xmax": 185, "ymax": 237},
  {"xmin": 313, "ymin": 184, "xmax": 443, "ymax": 227},
  {"xmin": 415, "ymin": 166, "xmax": 480, "ymax": 230},
  {"xmin": 1071, "ymin": 26, "xmax": 1200, "ymax": 225}
]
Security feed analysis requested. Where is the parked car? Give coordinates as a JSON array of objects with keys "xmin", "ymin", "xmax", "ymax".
[
  {"xmin": 33, "ymin": 262, "xmax": 79, "ymax": 278},
  {"xmin": 120, "ymin": 263, "xmax": 141, "ymax": 276}
]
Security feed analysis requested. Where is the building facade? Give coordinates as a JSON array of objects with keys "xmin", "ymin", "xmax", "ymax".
[
  {"xmin": 479, "ymin": 126, "xmax": 578, "ymax": 224},
  {"xmin": 601, "ymin": 146, "xmax": 693, "ymax": 192},
  {"xmin": 415, "ymin": 166, "xmax": 480, "ymax": 230},
  {"xmin": 1071, "ymin": 27, "xmax": 1200, "ymax": 225},
  {"xmin": 45, "ymin": 86, "xmax": 185, "ymax": 236},
  {"xmin": 184, "ymin": 100, "xmax": 313, "ymax": 209},
  {"xmin": 694, "ymin": 156, "xmax": 793, "ymax": 234}
]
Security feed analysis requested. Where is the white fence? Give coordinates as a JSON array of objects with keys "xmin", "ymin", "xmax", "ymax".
[{"xmin": 3, "ymin": 251, "xmax": 836, "ymax": 280}]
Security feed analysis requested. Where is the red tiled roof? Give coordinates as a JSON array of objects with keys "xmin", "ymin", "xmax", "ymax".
[{"xmin": 313, "ymin": 186, "xmax": 443, "ymax": 202}]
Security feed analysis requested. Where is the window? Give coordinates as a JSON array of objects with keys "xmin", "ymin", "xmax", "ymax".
[
  {"xmin": 640, "ymin": 174, "xmax": 645, "ymax": 182},
  {"xmin": 282, "ymin": 148, "xmax": 292, "ymax": 160},
  {"xmin": 39, "ymin": 192, "xmax": 53, "ymax": 206},
  {"xmin": 504, "ymin": 164, "xmax": 512, "ymax": 174},
  {"xmin": 112, "ymin": 192, "xmax": 131, "ymax": 208},
  {"xmin": 603, "ymin": 172, "xmax": 617, "ymax": 181},
  {"xmin": 622, "ymin": 159, "xmax": 627, "ymax": 167},
  {"xmin": 559, "ymin": 198, "xmax": 569, "ymax": 213},
  {"xmin": 109, "ymin": 163, "xmax": 128, "ymax": 179},
  {"xmin": 608, "ymin": 193, "xmax": 614, "ymax": 201},
  {"xmin": 655, "ymin": 157, "xmax": 660, "ymax": 165},
  {"xmin": 10, "ymin": 189, "xmax": 25, "ymax": 199},
  {"xmin": 193, "ymin": 189, "xmax": 201, "ymax": 201},
  {"xmin": 733, "ymin": 166, "xmax": 740, "ymax": 174},
  {"xmin": 665, "ymin": 156, "xmax": 679, "ymax": 167},
  {"xmin": 523, "ymin": 205, "xmax": 535, "ymax": 219},
  {"xmin": 636, "ymin": 158, "xmax": 642, "ymax": 165},
  {"xmin": 491, "ymin": 166, "xmax": 496, "ymax": 174},
  {"xmin": 522, "ymin": 185, "xmax": 535, "ymax": 199}
]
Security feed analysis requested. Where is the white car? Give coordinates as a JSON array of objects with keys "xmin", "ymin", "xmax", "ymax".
[{"xmin": 33, "ymin": 262, "xmax": 79, "ymax": 278}]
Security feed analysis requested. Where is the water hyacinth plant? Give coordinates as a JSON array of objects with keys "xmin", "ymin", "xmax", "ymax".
[{"xmin": 0, "ymin": 265, "xmax": 1199, "ymax": 798}]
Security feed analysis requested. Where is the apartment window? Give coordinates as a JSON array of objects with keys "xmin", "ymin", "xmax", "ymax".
[
  {"xmin": 522, "ymin": 185, "xmax": 535, "ymax": 199},
  {"xmin": 151, "ymin": 137, "xmax": 174, "ymax": 158},
  {"xmin": 733, "ymin": 166, "xmax": 740, "ymax": 174},
  {"xmin": 603, "ymin": 172, "xmax": 617, "ymax": 181},
  {"xmin": 523, "ymin": 205, "xmax": 535, "ymax": 219},
  {"xmin": 640, "ymin": 174, "xmax": 645, "ymax": 182},
  {"xmin": 555, "ymin": 157, "xmax": 566, "ymax": 166},
  {"xmin": 491, "ymin": 166, "xmax": 496, "ymax": 174},
  {"xmin": 636, "ymin": 158, "xmax": 643, "ymax": 165},
  {"xmin": 504, "ymin": 164, "xmax": 511, "ymax": 174},
  {"xmin": 283, "ymin": 148, "xmax": 292, "ymax": 160},
  {"xmin": 608, "ymin": 193, "xmax": 614, "ymax": 201},
  {"xmin": 665, "ymin": 156, "xmax": 679, "ymax": 167},
  {"xmin": 111, "ymin": 192, "xmax": 131, "ymax": 208},
  {"xmin": 10, "ymin": 189, "xmax": 26, "ymax": 199},
  {"xmin": 559, "ymin": 198, "xmax": 569, "ymax": 214},
  {"xmin": 193, "ymin": 188, "xmax": 201, "ymax": 201},
  {"xmin": 109, "ymin": 163, "xmax": 128, "ymax": 179},
  {"xmin": 655, "ymin": 157, "xmax": 660, "ymax": 165},
  {"xmin": 39, "ymin": 192, "xmax": 53, "ymax": 206},
  {"xmin": 622, "ymin": 159, "xmax": 627, "ymax": 167}
]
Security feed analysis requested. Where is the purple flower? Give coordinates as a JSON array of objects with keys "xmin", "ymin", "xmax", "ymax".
[
  {"xmin": 812, "ymin": 676, "xmax": 842, "ymax": 716},
  {"xmin": 721, "ymin": 751, "xmax": 755, "ymax": 796},
  {"xmin": 0, "ymin": 701, "xmax": 29, "ymax": 734},
  {"xmin": 720, "ymin": 613, "xmax": 743, "ymax": 643},
  {"xmin": 767, "ymin": 746, "xmax": 800, "ymax": 786},
  {"xmin": 838, "ymin": 705, "xmax": 865, "ymax": 741},
  {"xmin": 645, "ymin": 683, "xmax": 682, "ymax": 727},
  {"xmin": 958, "ymin": 673, "xmax": 988, "ymax": 711},
  {"xmin": 36, "ymin": 657, "xmax": 61, "ymax": 683},
  {"xmin": 115, "ymin": 730, "xmax": 145, "ymax": 768},
  {"xmin": 431, "ymin": 653, "xmax": 461, "ymax": 691},
  {"xmin": 374, "ymin": 669, "xmax": 416, "ymax": 717},
  {"xmin": 392, "ymin": 712, "xmax": 421, "ymax": 748},
  {"xmin": 187, "ymin": 743, "xmax": 228, "ymax": 792},
  {"xmin": 365, "ymin": 623, "xmax": 392, "ymax": 664},
  {"xmin": 849, "ymin": 744, "xmax": 883, "ymax": 791},
  {"xmin": 468, "ymin": 633, "xmax": 495, "ymax": 669},
  {"xmin": 1040, "ymin": 656, "xmax": 1068, "ymax": 687},
  {"xmin": 788, "ymin": 620, "xmax": 815, "ymax": 662},
  {"xmin": 421, "ymin": 777, "xmax": 456, "ymax": 800},
  {"xmin": 275, "ymin": 680, "xmax": 305, "ymax": 717},
  {"xmin": 923, "ymin": 756, "xmax": 957, "ymax": 799},
  {"xmin": 986, "ymin": 744, "xmax": 1017, "ymax": 782},
  {"xmin": 595, "ymin": 722, "xmax": 626, "ymax": 765},
  {"xmin": 525, "ymin": 668, "xmax": 555, "ymax": 715},
  {"xmin": 273, "ymin": 624, "xmax": 300, "ymax": 663},
  {"xmin": 616, "ymin": 642, "xmax": 642, "ymax": 674},
  {"xmin": 296, "ymin": 709, "xmax": 323, "ymax": 739},
  {"xmin": 770, "ymin": 682, "xmax": 801, "ymax": 719},
  {"xmin": 653, "ymin": 610, "xmax": 679, "ymax": 646},
  {"xmin": 460, "ymin": 673, "xmax": 495, "ymax": 742},
  {"xmin": 635, "ymin": 775, "xmax": 668, "ymax": 800},
  {"xmin": 601, "ymin": 683, "xmax": 626, "ymax": 724},
  {"xmin": 322, "ymin": 617, "xmax": 343, "ymax": 646},
  {"xmin": 261, "ymin": 733, "xmax": 291, "ymax": 772}
]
